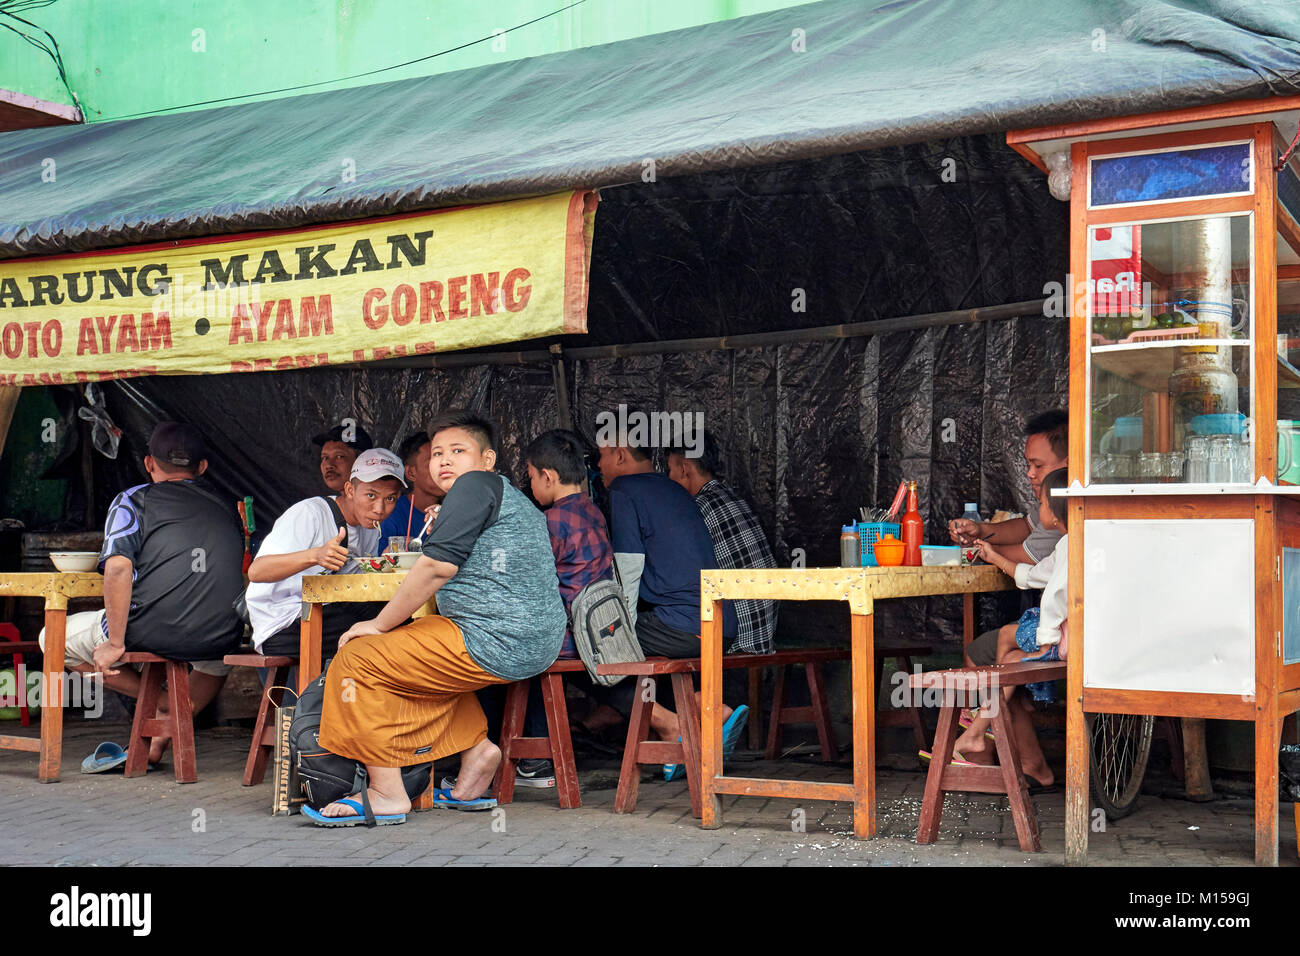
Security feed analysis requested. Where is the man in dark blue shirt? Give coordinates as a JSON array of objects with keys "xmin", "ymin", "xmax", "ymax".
[{"xmin": 588, "ymin": 428, "xmax": 743, "ymax": 761}]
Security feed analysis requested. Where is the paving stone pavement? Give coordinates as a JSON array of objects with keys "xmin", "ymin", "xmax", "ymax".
[{"xmin": 1, "ymin": 718, "xmax": 1296, "ymax": 866}]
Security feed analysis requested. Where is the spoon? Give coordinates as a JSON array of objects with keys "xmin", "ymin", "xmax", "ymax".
[{"xmin": 408, "ymin": 507, "xmax": 439, "ymax": 550}]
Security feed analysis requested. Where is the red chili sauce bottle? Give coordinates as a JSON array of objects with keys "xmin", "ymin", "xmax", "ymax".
[{"xmin": 901, "ymin": 480, "xmax": 923, "ymax": 567}]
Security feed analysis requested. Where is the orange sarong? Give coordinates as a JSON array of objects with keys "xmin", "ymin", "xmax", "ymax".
[{"xmin": 317, "ymin": 614, "xmax": 508, "ymax": 767}]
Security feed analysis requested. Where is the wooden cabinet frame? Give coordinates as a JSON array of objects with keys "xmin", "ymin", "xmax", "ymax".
[{"xmin": 1014, "ymin": 111, "xmax": 1300, "ymax": 866}]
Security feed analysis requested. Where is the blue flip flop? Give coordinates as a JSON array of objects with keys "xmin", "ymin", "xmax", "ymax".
[
  {"xmin": 665, "ymin": 705, "xmax": 752, "ymax": 781},
  {"xmin": 429, "ymin": 787, "xmax": 497, "ymax": 811},
  {"xmin": 302, "ymin": 798, "xmax": 406, "ymax": 827},
  {"xmin": 721, "ymin": 705, "xmax": 750, "ymax": 763},
  {"xmin": 80, "ymin": 741, "xmax": 128, "ymax": 774}
]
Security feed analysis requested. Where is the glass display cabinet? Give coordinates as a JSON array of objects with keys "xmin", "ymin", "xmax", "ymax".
[{"xmin": 1009, "ymin": 107, "xmax": 1300, "ymax": 866}]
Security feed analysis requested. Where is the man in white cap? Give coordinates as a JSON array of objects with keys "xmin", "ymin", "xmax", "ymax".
[{"xmin": 246, "ymin": 448, "xmax": 405, "ymax": 659}]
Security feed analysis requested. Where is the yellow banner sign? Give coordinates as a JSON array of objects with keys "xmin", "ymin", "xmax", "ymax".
[{"xmin": 0, "ymin": 190, "xmax": 597, "ymax": 385}]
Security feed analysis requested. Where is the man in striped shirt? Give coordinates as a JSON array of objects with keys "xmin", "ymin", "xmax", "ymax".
[{"xmin": 668, "ymin": 435, "xmax": 778, "ymax": 655}]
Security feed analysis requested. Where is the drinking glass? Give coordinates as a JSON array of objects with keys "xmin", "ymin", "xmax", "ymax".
[
  {"xmin": 1184, "ymin": 436, "xmax": 1208, "ymax": 483},
  {"xmin": 1139, "ymin": 452, "xmax": 1162, "ymax": 484},
  {"xmin": 1207, "ymin": 436, "xmax": 1234, "ymax": 483},
  {"xmin": 1232, "ymin": 441, "xmax": 1252, "ymax": 484},
  {"xmin": 1162, "ymin": 451, "xmax": 1184, "ymax": 483},
  {"xmin": 388, "ymin": 535, "xmax": 407, "ymax": 554}
]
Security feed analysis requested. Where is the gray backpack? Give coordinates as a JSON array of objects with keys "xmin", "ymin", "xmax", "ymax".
[{"xmin": 569, "ymin": 568, "xmax": 641, "ymax": 687}]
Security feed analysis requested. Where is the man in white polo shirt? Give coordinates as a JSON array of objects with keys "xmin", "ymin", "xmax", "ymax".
[{"xmin": 245, "ymin": 448, "xmax": 405, "ymax": 659}]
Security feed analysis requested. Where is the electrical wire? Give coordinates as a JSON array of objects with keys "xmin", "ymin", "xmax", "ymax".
[
  {"xmin": 1278, "ymin": 121, "xmax": 1300, "ymax": 171},
  {"xmin": 103, "ymin": 0, "xmax": 588, "ymax": 121},
  {"xmin": 0, "ymin": 0, "xmax": 81, "ymax": 113}
]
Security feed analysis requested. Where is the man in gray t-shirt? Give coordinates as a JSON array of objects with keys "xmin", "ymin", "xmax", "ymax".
[
  {"xmin": 949, "ymin": 410, "xmax": 1067, "ymax": 666},
  {"xmin": 309, "ymin": 411, "xmax": 565, "ymax": 826}
]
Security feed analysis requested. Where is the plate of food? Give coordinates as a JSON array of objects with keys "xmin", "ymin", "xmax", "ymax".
[{"xmin": 356, "ymin": 555, "xmax": 400, "ymax": 573}]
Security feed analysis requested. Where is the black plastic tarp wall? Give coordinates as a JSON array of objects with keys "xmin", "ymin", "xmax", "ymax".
[{"xmin": 86, "ymin": 133, "xmax": 1067, "ymax": 645}]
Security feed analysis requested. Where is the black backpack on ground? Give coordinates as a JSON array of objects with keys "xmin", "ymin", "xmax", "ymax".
[{"xmin": 289, "ymin": 672, "xmax": 432, "ymax": 826}]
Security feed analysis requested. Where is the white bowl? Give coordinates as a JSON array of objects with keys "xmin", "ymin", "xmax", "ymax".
[
  {"xmin": 390, "ymin": 551, "xmax": 421, "ymax": 569},
  {"xmin": 50, "ymin": 552, "xmax": 99, "ymax": 573}
]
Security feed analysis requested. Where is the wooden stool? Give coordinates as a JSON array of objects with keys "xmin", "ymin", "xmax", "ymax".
[
  {"xmin": 121, "ymin": 652, "xmax": 197, "ymax": 784},
  {"xmin": 495, "ymin": 659, "xmax": 587, "ymax": 808},
  {"xmin": 764, "ymin": 644, "xmax": 932, "ymax": 762},
  {"xmin": 911, "ymin": 660, "xmax": 1067, "ymax": 852},
  {"xmin": 611, "ymin": 664, "xmax": 703, "ymax": 817},
  {"xmin": 223, "ymin": 652, "xmax": 294, "ymax": 787},
  {"xmin": 874, "ymin": 644, "xmax": 933, "ymax": 755},
  {"xmin": 600, "ymin": 650, "xmax": 899, "ymax": 816}
]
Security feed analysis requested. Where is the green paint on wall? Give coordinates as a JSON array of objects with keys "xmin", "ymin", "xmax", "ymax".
[{"xmin": 0, "ymin": 0, "xmax": 820, "ymax": 123}]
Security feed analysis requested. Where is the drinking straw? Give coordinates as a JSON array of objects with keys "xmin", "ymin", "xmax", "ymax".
[
  {"xmin": 403, "ymin": 495, "xmax": 415, "ymax": 551},
  {"xmin": 885, "ymin": 480, "xmax": 908, "ymax": 521}
]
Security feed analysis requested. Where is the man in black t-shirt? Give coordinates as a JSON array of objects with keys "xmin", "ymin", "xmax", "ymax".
[{"xmin": 40, "ymin": 422, "xmax": 245, "ymax": 764}]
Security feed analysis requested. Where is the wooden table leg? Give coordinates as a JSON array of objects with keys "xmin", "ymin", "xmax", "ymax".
[
  {"xmin": 1254, "ymin": 707, "xmax": 1279, "ymax": 866},
  {"xmin": 1181, "ymin": 717, "xmax": 1214, "ymax": 802},
  {"xmin": 1065, "ymin": 509, "xmax": 1088, "ymax": 865},
  {"xmin": 962, "ymin": 593, "xmax": 975, "ymax": 650},
  {"xmin": 38, "ymin": 606, "xmax": 66, "ymax": 783},
  {"xmin": 298, "ymin": 602, "xmax": 324, "ymax": 693},
  {"xmin": 850, "ymin": 609, "xmax": 875, "ymax": 839},
  {"xmin": 700, "ymin": 599, "xmax": 724, "ymax": 829}
]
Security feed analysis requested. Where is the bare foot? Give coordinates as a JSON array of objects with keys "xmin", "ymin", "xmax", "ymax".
[
  {"xmin": 320, "ymin": 786, "xmax": 411, "ymax": 818},
  {"xmin": 1023, "ymin": 762, "xmax": 1054, "ymax": 788},
  {"xmin": 954, "ymin": 728, "xmax": 988, "ymax": 757},
  {"xmin": 450, "ymin": 738, "xmax": 500, "ymax": 801},
  {"xmin": 148, "ymin": 735, "xmax": 171, "ymax": 765}
]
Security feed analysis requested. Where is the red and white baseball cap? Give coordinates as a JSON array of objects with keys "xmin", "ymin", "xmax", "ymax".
[{"xmin": 349, "ymin": 447, "xmax": 407, "ymax": 488}]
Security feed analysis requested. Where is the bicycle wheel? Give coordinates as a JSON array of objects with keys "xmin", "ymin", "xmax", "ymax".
[{"xmin": 1087, "ymin": 712, "xmax": 1155, "ymax": 820}]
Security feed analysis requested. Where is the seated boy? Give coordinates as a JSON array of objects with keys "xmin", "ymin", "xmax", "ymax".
[
  {"xmin": 526, "ymin": 429, "xmax": 614, "ymax": 659},
  {"xmin": 585, "ymin": 420, "xmax": 748, "ymax": 776},
  {"xmin": 495, "ymin": 428, "xmax": 615, "ymax": 785},
  {"xmin": 310, "ymin": 411, "xmax": 567, "ymax": 824},
  {"xmin": 378, "ymin": 431, "xmax": 443, "ymax": 551},
  {"xmin": 245, "ymin": 448, "xmax": 405, "ymax": 659}
]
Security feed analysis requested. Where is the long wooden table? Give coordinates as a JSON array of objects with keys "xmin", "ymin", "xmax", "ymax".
[
  {"xmin": 298, "ymin": 572, "xmax": 436, "ymax": 691},
  {"xmin": 0, "ymin": 571, "xmax": 104, "ymax": 782},
  {"xmin": 698, "ymin": 564, "xmax": 1014, "ymax": 838}
]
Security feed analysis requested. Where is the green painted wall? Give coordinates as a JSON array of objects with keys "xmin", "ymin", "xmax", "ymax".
[{"xmin": 0, "ymin": 0, "xmax": 819, "ymax": 123}]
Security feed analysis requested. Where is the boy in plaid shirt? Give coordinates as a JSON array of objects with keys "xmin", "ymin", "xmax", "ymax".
[{"xmin": 525, "ymin": 429, "xmax": 614, "ymax": 658}]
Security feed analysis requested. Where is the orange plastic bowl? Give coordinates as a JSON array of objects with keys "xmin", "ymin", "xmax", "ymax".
[{"xmin": 872, "ymin": 534, "xmax": 905, "ymax": 567}]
